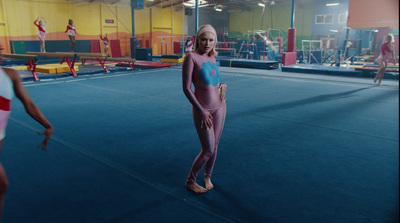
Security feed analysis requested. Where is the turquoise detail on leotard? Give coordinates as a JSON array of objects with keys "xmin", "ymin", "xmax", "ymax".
[{"xmin": 199, "ymin": 61, "xmax": 220, "ymax": 87}]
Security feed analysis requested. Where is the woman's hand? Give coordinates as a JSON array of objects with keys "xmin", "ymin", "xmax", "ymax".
[
  {"xmin": 37, "ymin": 126, "xmax": 53, "ymax": 150},
  {"xmin": 220, "ymin": 83, "xmax": 227, "ymax": 101},
  {"xmin": 201, "ymin": 112, "xmax": 213, "ymax": 129}
]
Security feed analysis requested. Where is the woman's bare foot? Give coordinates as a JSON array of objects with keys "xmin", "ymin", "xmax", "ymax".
[
  {"xmin": 186, "ymin": 183, "xmax": 207, "ymax": 193},
  {"xmin": 204, "ymin": 178, "xmax": 214, "ymax": 190}
]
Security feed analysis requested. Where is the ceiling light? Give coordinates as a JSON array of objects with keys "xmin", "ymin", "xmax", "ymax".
[
  {"xmin": 183, "ymin": 0, "xmax": 209, "ymax": 8},
  {"xmin": 270, "ymin": 1, "xmax": 275, "ymax": 5},
  {"xmin": 326, "ymin": 3, "xmax": 339, "ymax": 6},
  {"xmin": 330, "ymin": 29, "xmax": 338, "ymax": 32},
  {"xmin": 258, "ymin": 3, "xmax": 265, "ymax": 7},
  {"xmin": 214, "ymin": 4, "xmax": 223, "ymax": 11}
]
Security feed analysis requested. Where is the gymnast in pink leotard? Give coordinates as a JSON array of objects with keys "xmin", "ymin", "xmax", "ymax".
[
  {"xmin": 0, "ymin": 43, "xmax": 53, "ymax": 220},
  {"xmin": 182, "ymin": 24, "xmax": 227, "ymax": 193},
  {"xmin": 34, "ymin": 17, "xmax": 47, "ymax": 52}
]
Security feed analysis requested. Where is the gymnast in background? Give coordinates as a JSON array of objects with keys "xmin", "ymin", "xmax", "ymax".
[
  {"xmin": 256, "ymin": 31, "xmax": 277, "ymax": 53},
  {"xmin": 99, "ymin": 33, "xmax": 110, "ymax": 53},
  {"xmin": 374, "ymin": 34, "xmax": 396, "ymax": 86},
  {"xmin": 65, "ymin": 19, "xmax": 78, "ymax": 52},
  {"xmin": 34, "ymin": 17, "xmax": 47, "ymax": 52},
  {"xmin": 185, "ymin": 36, "xmax": 194, "ymax": 54}
]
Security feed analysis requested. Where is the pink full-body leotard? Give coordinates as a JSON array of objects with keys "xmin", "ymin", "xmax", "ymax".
[{"xmin": 182, "ymin": 51, "xmax": 226, "ymax": 185}]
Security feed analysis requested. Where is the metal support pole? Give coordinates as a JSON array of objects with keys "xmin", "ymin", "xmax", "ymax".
[
  {"xmin": 130, "ymin": 0, "xmax": 138, "ymax": 59},
  {"xmin": 195, "ymin": 0, "xmax": 199, "ymax": 34},
  {"xmin": 290, "ymin": 0, "xmax": 295, "ymax": 28},
  {"xmin": 260, "ymin": 5, "xmax": 266, "ymax": 30}
]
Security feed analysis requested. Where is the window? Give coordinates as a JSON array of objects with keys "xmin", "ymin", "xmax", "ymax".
[
  {"xmin": 315, "ymin": 14, "xmax": 334, "ymax": 24},
  {"xmin": 316, "ymin": 15, "xmax": 325, "ymax": 24},
  {"xmin": 338, "ymin": 12, "xmax": 348, "ymax": 23}
]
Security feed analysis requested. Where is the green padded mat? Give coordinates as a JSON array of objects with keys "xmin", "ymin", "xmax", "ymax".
[{"xmin": 12, "ymin": 41, "xmax": 26, "ymax": 54}]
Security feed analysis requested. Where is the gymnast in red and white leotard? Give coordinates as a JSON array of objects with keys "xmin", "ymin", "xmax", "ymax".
[
  {"xmin": 182, "ymin": 25, "xmax": 227, "ymax": 194},
  {"xmin": 374, "ymin": 34, "xmax": 396, "ymax": 86},
  {"xmin": 0, "ymin": 43, "xmax": 53, "ymax": 220},
  {"xmin": 100, "ymin": 34, "xmax": 109, "ymax": 53},
  {"xmin": 185, "ymin": 36, "xmax": 194, "ymax": 54},
  {"xmin": 34, "ymin": 17, "xmax": 47, "ymax": 52},
  {"xmin": 256, "ymin": 31, "xmax": 277, "ymax": 53},
  {"xmin": 65, "ymin": 19, "xmax": 78, "ymax": 52}
]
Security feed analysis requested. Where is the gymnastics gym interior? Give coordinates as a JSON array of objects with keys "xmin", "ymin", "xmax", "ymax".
[{"xmin": 0, "ymin": 0, "xmax": 398, "ymax": 222}]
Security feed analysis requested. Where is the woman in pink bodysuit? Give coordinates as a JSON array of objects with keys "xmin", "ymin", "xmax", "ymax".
[
  {"xmin": 182, "ymin": 25, "xmax": 227, "ymax": 194},
  {"xmin": 34, "ymin": 17, "xmax": 47, "ymax": 52},
  {"xmin": 0, "ymin": 43, "xmax": 53, "ymax": 220},
  {"xmin": 374, "ymin": 34, "xmax": 396, "ymax": 86}
]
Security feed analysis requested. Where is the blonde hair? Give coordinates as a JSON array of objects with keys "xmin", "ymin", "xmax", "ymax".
[
  {"xmin": 387, "ymin": 33, "xmax": 395, "ymax": 43},
  {"xmin": 194, "ymin": 24, "xmax": 218, "ymax": 56}
]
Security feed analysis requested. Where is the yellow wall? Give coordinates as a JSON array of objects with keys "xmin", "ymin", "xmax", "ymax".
[
  {"xmin": 229, "ymin": 2, "xmax": 313, "ymax": 38},
  {"xmin": 0, "ymin": 0, "xmax": 186, "ymax": 55},
  {"xmin": 150, "ymin": 7, "xmax": 186, "ymax": 54}
]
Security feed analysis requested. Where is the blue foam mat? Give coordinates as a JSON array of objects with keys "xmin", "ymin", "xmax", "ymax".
[
  {"xmin": 219, "ymin": 59, "xmax": 279, "ymax": 69},
  {"xmin": 281, "ymin": 64, "xmax": 399, "ymax": 79},
  {"xmin": 3, "ymin": 69, "xmax": 398, "ymax": 222}
]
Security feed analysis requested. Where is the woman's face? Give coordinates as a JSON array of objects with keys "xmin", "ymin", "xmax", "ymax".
[
  {"xmin": 386, "ymin": 36, "xmax": 392, "ymax": 43},
  {"xmin": 39, "ymin": 20, "xmax": 43, "ymax": 26},
  {"xmin": 198, "ymin": 32, "xmax": 215, "ymax": 54},
  {"xmin": 69, "ymin": 20, "xmax": 73, "ymax": 25}
]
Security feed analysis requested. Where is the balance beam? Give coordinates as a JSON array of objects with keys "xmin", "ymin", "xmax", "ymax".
[
  {"xmin": 26, "ymin": 52, "xmax": 76, "ymax": 58},
  {"xmin": 76, "ymin": 53, "xmax": 111, "ymax": 73},
  {"xmin": 355, "ymin": 67, "xmax": 399, "ymax": 72},
  {"xmin": 80, "ymin": 56, "xmax": 136, "ymax": 71},
  {"xmin": 76, "ymin": 53, "xmax": 110, "ymax": 58},
  {"xmin": 26, "ymin": 52, "xmax": 78, "ymax": 77},
  {"xmin": 216, "ymin": 48, "xmax": 236, "ymax": 51},
  {"xmin": 0, "ymin": 53, "xmax": 39, "ymax": 81}
]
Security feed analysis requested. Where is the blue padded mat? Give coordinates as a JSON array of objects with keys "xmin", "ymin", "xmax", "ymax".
[
  {"xmin": 44, "ymin": 40, "xmax": 91, "ymax": 53},
  {"xmin": 161, "ymin": 54, "xmax": 182, "ymax": 59},
  {"xmin": 2, "ymin": 68, "xmax": 398, "ymax": 223},
  {"xmin": 25, "ymin": 40, "xmax": 41, "ymax": 52},
  {"xmin": 281, "ymin": 64, "xmax": 362, "ymax": 76},
  {"xmin": 219, "ymin": 58, "xmax": 279, "ymax": 69}
]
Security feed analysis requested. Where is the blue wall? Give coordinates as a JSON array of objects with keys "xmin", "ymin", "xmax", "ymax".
[
  {"xmin": 312, "ymin": 0, "xmax": 349, "ymax": 36},
  {"xmin": 187, "ymin": 10, "xmax": 229, "ymax": 37}
]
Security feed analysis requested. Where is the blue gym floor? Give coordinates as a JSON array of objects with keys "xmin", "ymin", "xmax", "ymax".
[{"xmin": 2, "ymin": 66, "xmax": 399, "ymax": 222}]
